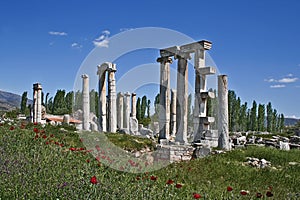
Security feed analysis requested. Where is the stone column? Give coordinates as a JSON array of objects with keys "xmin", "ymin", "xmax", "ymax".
[
  {"xmin": 157, "ymin": 57, "xmax": 172, "ymax": 141},
  {"xmin": 82, "ymin": 74, "xmax": 90, "ymax": 131},
  {"xmin": 131, "ymin": 93, "xmax": 137, "ymax": 118},
  {"xmin": 107, "ymin": 64, "xmax": 117, "ymax": 133},
  {"xmin": 97, "ymin": 65, "xmax": 107, "ymax": 132},
  {"xmin": 218, "ymin": 75, "xmax": 230, "ymax": 150},
  {"xmin": 117, "ymin": 92, "xmax": 124, "ymax": 129},
  {"xmin": 123, "ymin": 92, "xmax": 131, "ymax": 130},
  {"xmin": 170, "ymin": 89, "xmax": 177, "ymax": 137},
  {"xmin": 33, "ymin": 83, "xmax": 42, "ymax": 123},
  {"xmin": 175, "ymin": 53, "xmax": 189, "ymax": 144}
]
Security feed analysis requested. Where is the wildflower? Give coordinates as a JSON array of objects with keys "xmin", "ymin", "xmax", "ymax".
[
  {"xmin": 266, "ymin": 191, "xmax": 273, "ymax": 197},
  {"xmin": 256, "ymin": 192, "xmax": 263, "ymax": 198},
  {"xmin": 227, "ymin": 186, "xmax": 233, "ymax": 192},
  {"xmin": 193, "ymin": 193, "xmax": 201, "ymax": 199},
  {"xmin": 240, "ymin": 190, "xmax": 249, "ymax": 195},
  {"xmin": 9, "ymin": 126, "xmax": 14, "ymax": 130},
  {"xmin": 90, "ymin": 176, "xmax": 98, "ymax": 184},
  {"xmin": 42, "ymin": 135, "xmax": 47, "ymax": 139},
  {"xmin": 45, "ymin": 141, "xmax": 49, "ymax": 145},
  {"xmin": 34, "ymin": 122, "xmax": 38, "ymax": 125},
  {"xmin": 50, "ymin": 134, "xmax": 54, "ymax": 138},
  {"xmin": 69, "ymin": 147, "xmax": 76, "ymax": 151},
  {"xmin": 150, "ymin": 175, "xmax": 157, "ymax": 181},
  {"xmin": 95, "ymin": 145, "xmax": 101, "ymax": 151},
  {"xmin": 33, "ymin": 128, "xmax": 39, "ymax": 133},
  {"xmin": 175, "ymin": 183, "xmax": 183, "ymax": 188},
  {"xmin": 166, "ymin": 179, "xmax": 174, "ymax": 185},
  {"xmin": 86, "ymin": 159, "xmax": 90, "ymax": 163}
]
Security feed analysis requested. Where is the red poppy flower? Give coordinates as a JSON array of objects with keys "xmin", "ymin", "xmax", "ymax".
[
  {"xmin": 86, "ymin": 159, "xmax": 90, "ymax": 163},
  {"xmin": 60, "ymin": 143, "xmax": 64, "ymax": 147},
  {"xmin": 266, "ymin": 191, "xmax": 273, "ymax": 197},
  {"xmin": 193, "ymin": 193, "xmax": 201, "ymax": 199},
  {"xmin": 150, "ymin": 175, "xmax": 157, "ymax": 181},
  {"xmin": 256, "ymin": 192, "xmax": 263, "ymax": 198},
  {"xmin": 90, "ymin": 176, "xmax": 98, "ymax": 184},
  {"xmin": 34, "ymin": 122, "xmax": 38, "ymax": 125},
  {"xmin": 45, "ymin": 141, "xmax": 49, "ymax": 145},
  {"xmin": 240, "ymin": 190, "xmax": 249, "ymax": 195},
  {"xmin": 42, "ymin": 135, "xmax": 47, "ymax": 139},
  {"xmin": 50, "ymin": 134, "xmax": 54, "ymax": 138},
  {"xmin": 166, "ymin": 179, "xmax": 174, "ymax": 185},
  {"xmin": 40, "ymin": 130, "xmax": 45, "ymax": 133},
  {"xmin": 227, "ymin": 186, "xmax": 233, "ymax": 192},
  {"xmin": 175, "ymin": 183, "xmax": 183, "ymax": 188},
  {"xmin": 96, "ymin": 156, "xmax": 100, "ymax": 161},
  {"xmin": 33, "ymin": 128, "xmax": 39, "ymax": 133},
  {"xmin": 95, "ymin": 145, "xmax": 101, "ymax": 151},
  {"xmin": 79, "ymin": 147, "xmax": 85, "ymax": 151},
  {"xmin": 9, "ymin": 126, "xmax": 14, "ymax": 130},
  {"xmin": 69, "ymin": 147, "xmax": 76, "ymax": 151}
]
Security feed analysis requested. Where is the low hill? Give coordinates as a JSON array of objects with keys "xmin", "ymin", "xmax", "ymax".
[{"xmin": 0, "ymin": 90, "xmax": 32, "ymax": 111}]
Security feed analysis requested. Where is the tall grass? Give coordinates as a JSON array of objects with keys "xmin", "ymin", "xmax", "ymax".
[{"xmin": 0, "ymin": 121, "xmax": 299, "ymax": 199}]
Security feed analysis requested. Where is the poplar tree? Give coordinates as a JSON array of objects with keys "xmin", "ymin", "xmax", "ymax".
[{"xmin": 257, "ymin": 104, "xmax": 265, "ymax": 131}]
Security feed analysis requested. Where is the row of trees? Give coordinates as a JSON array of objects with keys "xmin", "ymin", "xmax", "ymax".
[
  {"xmin": 227, "ymin": 90, "xmax": 284, "ymax": 133},
  {"xmin": 21, "ymin": 89, "xmax": 285, "ymax": 133}
]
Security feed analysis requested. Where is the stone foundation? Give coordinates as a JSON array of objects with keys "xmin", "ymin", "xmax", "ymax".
[{"xmin": 153, "ymin": 145, "xmax": 195, "ymax": 163}]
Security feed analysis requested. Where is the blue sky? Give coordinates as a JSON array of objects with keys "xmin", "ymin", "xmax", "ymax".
[{"xmin": 0, "ymin": 0, "xmax": 300, "ymax": 118}]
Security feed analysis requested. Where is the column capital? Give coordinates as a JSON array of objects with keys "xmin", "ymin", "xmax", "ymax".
[
  {"xmin": 81, "ymin": 74, "xmax": 89, "ymax": 79},
  {"xmin": 131, "ymin": 92, "xmax": 137, "ymax": 97},
  {"xmin": 33, "ymin": 83, "xmax": 42, "ymax": 90},
  {"xmin": 124, "ymin": 91, "xmax": 131, "ymax": 97},
  {"xmin": 156, "ymin": 57, "xmax": 173, "ymax": 64}
]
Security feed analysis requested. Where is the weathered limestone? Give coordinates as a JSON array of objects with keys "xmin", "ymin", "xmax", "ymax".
[
  {"xmin": 131, "ymin": 93, "xmax": 137, "ymax": 118},
  {"xmin": 193, "ymin": 41, "xmax": 215, "ymax": 142},
  {"xmin": 157, "ymin": 57, "xmax": 172, "ymax": 141},
  {"xmin": 175, "ymin": 53, "xmax": 189, "ymax": 144},
  {"xmin": 117, "ymin": 92, "xmax": 124, "ymax": 129},
  {"xmin": 218, "ymin": 75, "xmax": 230, "ymax": 150},
  {"xmin": 82, "ymin": 74, "xmax": 90, "ymax": 131},
  {"xmin": 107, "ymin": 65, "xmax": 117, "ymax": 132},
  {"xmin": 63, "ymin": 114, "xmax": 70, "ymax": 125},
  {"xmin": 170, "ymin": 89, "xmax": 177, "ymax": 138},
  {"xmin": 33, "ymin": 83, "xmax": 42, "ymax": 123},
  {"xmin": 97, "ymin": 62, "xmax": 117, "ymax": 132},
  {"xmin": 97, "ymin": 64, "xmax": 107, "ymax": 132},
  {"xmin": 123, "ymin": 92, "xmax": 131, "ymax": 130}
]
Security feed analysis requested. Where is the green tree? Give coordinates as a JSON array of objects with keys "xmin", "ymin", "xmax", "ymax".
[
  {"xmin": 239, "ymin": 102, "xmax": 248, "ymax": 131},
  {"xmin": 266, "ymin": 102, "xmax": 273, "ymax": 132},
  {"xmin": 250, "ymin": 100, "xmax": 257, "ymax": 131},
  {"xmin": 74, "ymin": 90, "xmax": 82, "ymax": 111},
  {"xmin": 147, "ymin": 99, "xmax": 151, "ymax": 118},
  {"xmin": 136, "ymin": 97, "xmax": 141, "ymax": 121},
  {"xmin": 279, "ymin": 113, "xmax": 285, "ymax": 133},
  {"xmin": 257, "ymin": 104, "xmax": 265, "ymax": 131},
  {"xmin": 141, "ymin": 95, "xmax": 147, "ymax": 120},
  {"xmin": 65, "ymin": 91, "xmax": 74, "ymax": 114},
  {"xmin": 228, "ymin": 90, "xmax": 237, "ymax": 131},
  {"xmin": 45, "ymin": 93, "xmax": 50, "ymax": 112},
  {"xmin": 20, "ymin": 91, "xmax": 28, "ymax": 114},
  {"xmin": 52, "ymin": 90, "xmax": 67, "ymax": 115},
  {"xmin": 272, "ymin": 109, "xmax": 278, "ymax": 133}
]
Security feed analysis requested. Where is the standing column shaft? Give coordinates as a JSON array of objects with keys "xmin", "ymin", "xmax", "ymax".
[
  {"xmin": 170, "ymin": 89, "xmax": 177, "ymax": 137},
  {"xmin": 33, "ymin": 83, "xmax": 42, "ymax": 123},
  {"xmin": 117, "ymin": 93, "xmax": 124, "ymax": 129},
  {"xmin": 98, "ymin": 67, "xmax": 107, "ymax": 132},
  {"xmin": 175, "ymin": 55, "xmax": 189, "ymax": 144},
  {"xmin": 218, "ymin": 75, "xmax": 230, "ymax": 150},
  {"xmin": 131, "ymin": 93, "xmax": 137, "ymax": 118},
  {"xmin": 108, "ymin": 66, "xmax": 117, "ymax": 133},
  {"xmin": 82, "ymin": 74, "xmax": 90, "ymax": 131},
  {"xmin": 123, "ymin": 92, "xmax": 131, "ymax": 129},
  {"xmin": 157, "ymin": 57, "xmax": 172, "ymax": 141}
]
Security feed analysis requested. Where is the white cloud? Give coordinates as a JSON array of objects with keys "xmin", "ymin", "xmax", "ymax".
[
  {"xmin": 71, "ymin": 42, "xmax": 82, "ymax": 49},
  {"xmin": 93, "ymin": 30, "xmax": 110, "ymax": 47},
  {"xmin": 49, "ymin": 31, "xmax": 68, "ymax": 36},
  {"xmin": 286, "ymin": 115, "xmax": 300, "ymax": 119},
  {"xmin": 270, "ymin": 84, "xmax": 286, "ymax": 88},
  {"xmin": 278, "ymin": 77, "xmax": 298, "ymax": 83},
  {"xmin": 120, "ymin": 28, "xmax": 134, "ymax": 32},
  {"xmin": 287, "ymin": 73, "xmax": 293, "ymax": 77},
  {"xmin": 264, "ymin": 78, "xmax": 276, "ymax": 82}
]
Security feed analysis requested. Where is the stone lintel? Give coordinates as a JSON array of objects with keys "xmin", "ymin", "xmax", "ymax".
[
  {"xmin": 160, "ymin": 46, "xmax": 180, "ymax": 57},
  {"xmin": 197, "ymin": 67, "xmax": 216, "ymax": 75},
  {"xmin": 200, "ymin": 91, "xmax": 215, "ymax": 99},
  {"xmin": 200, "ymin": 117, "xmax": 215, "ymax": 124},
  {"xmin": 180, "ymin": 40, "xmax": 212, "ymax": 53}
]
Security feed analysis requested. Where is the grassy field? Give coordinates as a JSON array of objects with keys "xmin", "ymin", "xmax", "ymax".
[{"xmin": 0, "ymin": 121, "xmax": 299, "ymax": 199}]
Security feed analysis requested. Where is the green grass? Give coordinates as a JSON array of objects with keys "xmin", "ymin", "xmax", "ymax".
[{"xmin": 0, "ymin": 121, "xmax": 299, "ymax": 199}]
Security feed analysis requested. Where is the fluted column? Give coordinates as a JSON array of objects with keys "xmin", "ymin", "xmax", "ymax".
[
  {"xmin": 33, "ymin": 83, "xmax": 42, "ymax": 123},
  {"xmin": 82, "ymin": 74, "xmax": 90, "ymax": 130},
  {"xmin": 218, "ymin": 75, "xmax": 230, "ymax": 150},
  {"xmin": 97, "ymin": 64, "xmax": 107, "ymax": 132},
  {"xmin": 170, "ymin": 89, "xmax": 177, "ymax": 137},
  {"xmin": 107, "ymin": 64, "xmax": 117, "ymax": 133},
  {"xmin": 175, "ymin": 53, "xmax": 189, "ymax": 144},
  {"xmin": 123, "ymin": 92, "xmax": 131, "ymax": 130},
  {"xmin": 157, "ymin": 57, "xmax": 172, "ymax": 141},
  {"xmin": 131, "ymin": 93, "xmax": 137, "ymax": 118},
  {"xmin": 117, "ymin": 92, "xmax": 124, "ymax": 129}
]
